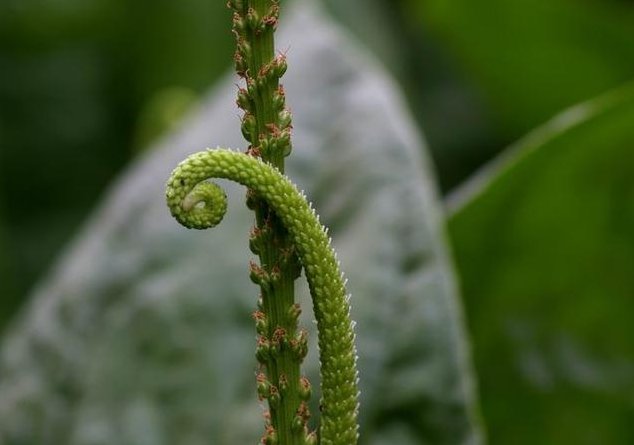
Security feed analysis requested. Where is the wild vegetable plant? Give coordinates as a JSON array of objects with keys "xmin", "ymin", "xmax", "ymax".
[{"xmin": 165, "ymin": 1, "xmax": 360, "ymax": 444}]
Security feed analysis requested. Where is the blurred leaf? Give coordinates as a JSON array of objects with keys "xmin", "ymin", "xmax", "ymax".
[
  {"xmin": 413, "ymin": 0, "xmax": 634, "ymax": 139},
  {"xmin": 449, "ymin": 83, "xmax": 634, "ymax": 444},
  {"xmin": 322, "ymin": 0, "xmax": 409, "ymax": 77},
  {"xmin": 133, "ymin": 86, "xmax": 199, "ymax": 151},
  {"xmin": 322, "ymin": 0, "xmax": 503, "ymax": 192}
]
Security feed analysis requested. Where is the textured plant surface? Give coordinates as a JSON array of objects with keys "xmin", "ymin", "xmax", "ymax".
[
  {"xmin": 229, "ymin": 0, "xmax": 311, "ymax": 442},
  {"xmin": 166, "ymin": 149, "xmax": 359, "ymax": 444},
  {"xmin": 165, "ymin": 1, "xmax": 359, "ymax": 443}
]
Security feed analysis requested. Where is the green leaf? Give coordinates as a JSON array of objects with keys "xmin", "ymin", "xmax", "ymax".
[
  {"xmin": 449, "ymin": 82, "xmax": 634, "ymax": 445},
  {"xmin": 413, "ymin": 0, "xmax": 634, "ymax": 138}
]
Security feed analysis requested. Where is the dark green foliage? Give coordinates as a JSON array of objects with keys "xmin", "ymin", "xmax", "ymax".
[
  {"xmin": 449, "ymin": 83, "xmax": 634, "ymax": 445},
  {"xmin": 0, "ymin": 0, "xmax": 234, "ymax": 328},
  {"xmin": 409, "ymin": 0, "xmax": 634, "ymax": 188}
]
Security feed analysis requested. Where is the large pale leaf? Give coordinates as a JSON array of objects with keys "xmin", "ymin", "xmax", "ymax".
[
  {"xmin": 0, "ymin": 1, "xmax": 482, "ymax": 444},
  {"xmin": 449, "ymin": 83, "xmax": 634, "ymax": 444}
]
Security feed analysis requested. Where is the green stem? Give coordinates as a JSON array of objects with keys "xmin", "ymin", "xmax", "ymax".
[
  {"xmin": 229, "ymin": 1, "xmax": 305, "ymax": 443},
  {"xmin": 166, "ymin": 148, "xmax": 360, "ymax": 444}
]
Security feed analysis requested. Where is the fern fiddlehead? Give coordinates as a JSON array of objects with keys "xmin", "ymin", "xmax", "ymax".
[{"xmin": 166, "ymin": 148, "xmax": 359, "ymax": 444}]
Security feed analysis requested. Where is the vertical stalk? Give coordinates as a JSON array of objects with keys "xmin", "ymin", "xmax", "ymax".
[{"xmin": 227, "ymin": 1, "xmax": 313, "ymax": 444}]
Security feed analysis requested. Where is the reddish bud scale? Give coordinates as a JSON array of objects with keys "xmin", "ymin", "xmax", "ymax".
[
  {"xmin": 257, "ymin": 373, "xmax": 271, "ymax": 400},
  {"xmin": 263, "ymin": 4, "xmax": 280, "ymax": 29},
  {"xmin": 249, "ymin": 261, "xmax": 270, "ymax": 288},
  {"xmin": 296, "ymin": 401, "xmax": 310, "ymax": 421},
  {"xmin": 263, "ymin": 426, "xmax": 279, "ymax": 445},
  {"xmin": 256, "ymin": 336, "xmax": 271, "ymax": 364},
  {"xmin": 298, "ymin": 377, "xmax": 312, "ymax": 401},
  {"xmin": 253, "ymin": 310, "xmax": 268, "ymax": 335},
  {"xmin": 271, "ymin": 327, "xmax": 287, "ymax": 353},
  {"xmin": 268, "ymin": 385, "xmax": 281, "ymax": 408}
]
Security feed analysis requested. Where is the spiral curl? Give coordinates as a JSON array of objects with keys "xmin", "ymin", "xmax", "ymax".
[{"xmin": 166, "ymin": 148, "xmax": 359, "ymax": 444}]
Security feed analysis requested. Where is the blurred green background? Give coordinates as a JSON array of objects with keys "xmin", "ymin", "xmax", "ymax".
[
  {"xmin": 3, "ymin": 0, "xmax": 634, "ymax": 326},
  {"xmin": 1, "ymin": 0, "xmax": 633, "ymax": 443}
]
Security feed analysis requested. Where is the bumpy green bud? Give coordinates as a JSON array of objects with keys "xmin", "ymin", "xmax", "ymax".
[
  {"xmin": 249, "ymin": 261, "xmax": 270, "ymax": 288},
  {"xmin": 249, "ymin": 231, "xmax": 261, "ymax": 255},
  {"xmin": 273, "ymin": 55, "xmax": 288, "ymax": 78},
  {"xmin": 246, "ymin": 78, "xmax": 258, "ymax": 98},
  {"xmin": 298, "ymin": 377, "xmax": 312, "ymax": 401},
  {"xmin": 287, "ymin": 303, "xmax": 301, "ymax": 324},
  {"xmin": 263, "ymin": 4, "xmax": 280, "ymax": 29},
  {"xmin": 237, "ymin": 39, "xmax": 252, "ymax": 60},
  {"xmin": 277, "ymin": 129, "xmax": 292, "ymax": 155},
  {"xmin": 268, "ymin": 385, "xmax": 280, "ymax": 408},
  {"xmin": 226, "ymin": 0, "xmax": 244, "ymax": 12},
  {"xmin": 166, "ymin": 181, "xmax": 226, "ymax": 230},
  {"xmin": 259, "ymin": 137, "xmax": 272, "ymax": 157},
  {"xmin": 253, "ymin": 310, "xmax": 268, "ymax": 336},
  {"xmin": 268, "ymin": 266, "xmax": 281, "ymax": 285},
  {"xmin": 272, "ymin": 91, "xmax": 285, "ymax": 112},
  {"xmin": 278, "ymin": 373, "xmax": 288, "ymax": 395},
  {"xmin": 232, "ymin": 12, "xmax": 247, "ymax": 34},
  {"xmin": 234, "ymin": 52, "xmax": 247, "ymax": 77},
  {"xmin": 263, "ymin": 426, "xmax": 279, "ymax": 445},
  {"xmin": 277, "ymin": 110, "xmax": 292, "ymax": 129},
  {"xmin": 241, "ymin": 113, "xmax": 257, "ymax": 143},
  {"xmin": 280, "ymin": 140, "xmax": 292, "ymax": 158},
  {"xmin": 291, "ymin": 329, "xmax": 308, "ymax": 361},
  {"xmin": 304, "ymin": 431, "xmax": 318, "ymax": 445},
  {"xmin": 255, "ymin": 336, "xmax": 271, "ymax": 364},
  {"xmin": 236, "ymin": 88, "xmax": 252, "ymax": 111},
  {"xmin": 257, "ymin": 372, "xmax": 271, "ymax": 400},
  {"xmin": 249, "ymin": 224, "xmax": 271, "ymax": 255},
  {"xmin": 291, "ymin": 414, "xmax": 304, "ymax": 433},
  {"xmin": 246, "ymin": 8, "xmax": 261, "ymax": 30},
  {"xmin": 271, "ymin": 327, "xmax": 287, "ymax": 355}
]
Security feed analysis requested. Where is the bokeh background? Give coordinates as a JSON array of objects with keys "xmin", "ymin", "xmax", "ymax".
[{"xmin": 1, "ymin": 0, "xmax": 633, "ymax": 443}]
